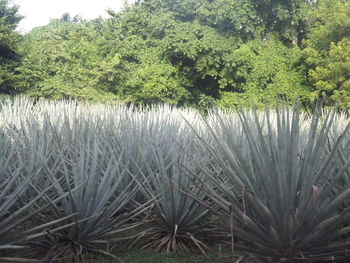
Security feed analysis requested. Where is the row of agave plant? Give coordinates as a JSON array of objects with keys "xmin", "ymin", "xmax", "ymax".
[{"xmin": 1, "ymin": 97, "xmax": 350, "ymax": 262}]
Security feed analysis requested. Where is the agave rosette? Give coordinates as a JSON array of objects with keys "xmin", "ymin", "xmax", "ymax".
[
  {"xmin": 134, "ymin": 128, "xmax": 210, "ymax": 254},
  {"xmin": 190, "ymin": 103, "xmax": 350, "ymax": 261}
]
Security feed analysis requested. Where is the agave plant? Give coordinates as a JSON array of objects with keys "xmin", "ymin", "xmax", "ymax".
[
  {"xmin": 0, "ymin": 128, "xmax": 73, "ymax": 262},
  {"xmin": 189, "ymin": 103, "xmax": 350, "ymax": 262},
  {"xmin": 28, "ymin": 123, "xmax": 152, "ymax": 262},
  {"xmin": 134, "ymin": 132, "xmax": 211, "ymax": 255}
]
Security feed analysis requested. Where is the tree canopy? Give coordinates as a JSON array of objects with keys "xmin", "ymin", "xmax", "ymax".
[
  {"xmin": 0, "ymin": 0, "xmax": 22, "ymax": 94},
  {"xmin": 2, "ymin": 0, "xmax": 350, "ymax": 109}
]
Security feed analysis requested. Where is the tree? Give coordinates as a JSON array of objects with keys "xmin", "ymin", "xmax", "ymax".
[
  {"xmin": 0, "ymin": 0, "xmax": 22, "ymax": 94},
  {"xmin": 16, "ymin": 18, "xmax": 119, "ymax": 101},
  {"xmin": 13, "ymin": 0, "xmax": 332, "ymax": 108},
  {"xmin": 105, "ymin": 0, "xmax": 313, "ymax": 107},
  {"xmin": 308, "ymin": 39, "xmax": 350, "ymax": 109},
  {"xmin": 251, "ymin": 0, "xmax": 314, "ymax": 45},
  {"xmin": 197, "ymin": 0, "xmax": 264, "ymax": 40},
  {"xmin": 217, "ymin": 37, "xmax": 309, "ymax": 108},
  {"xmin": 305, "ymin": 0, "xmax": 350, "ymax": 51},
  {"xmin": 160, "ymin": 21, "xmax": 237, "ymax": 102},
  {"xmin": 303, "ymin": 0, "xmax": 350, "ymax": 108}
]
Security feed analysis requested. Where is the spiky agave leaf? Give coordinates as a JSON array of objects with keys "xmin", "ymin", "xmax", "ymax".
[
  {"xmin": 31, "ymin": 128, "xmax": 152, "ymax": 262},
  {"xmin": 135, "ymin": 132, "xmax": 211, "ymax": 255},
  {"xmin": 112, "ymin": 103, "xmax": 202, "ymax": 200},
  {"xmin": 0, "ymin": 128, "xmax": 75, "ymax": 261},
  {"xmin": 190, "ymin": 103, "xmax": 350, "ymax": 262}
]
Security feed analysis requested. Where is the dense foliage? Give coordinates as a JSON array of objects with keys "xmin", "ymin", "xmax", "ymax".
[
  {"xmin": 0, "ymin": 0, "xmax": 22, "ymax": 94},
  {"xmin": 2, "ymin": 98, "xmax": 350, "ymax": 262},
  {"xmin": 0, "ymin": 0, "xmax": 350, "ymax": 108}
]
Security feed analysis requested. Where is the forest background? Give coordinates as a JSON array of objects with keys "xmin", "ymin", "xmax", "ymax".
[{"xmin": 1, "ymin": 0, "xmax": 350, "ymax": 110}]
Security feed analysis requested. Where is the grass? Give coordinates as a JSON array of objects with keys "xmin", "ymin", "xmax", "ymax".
[
  {"xmin": 60, "ymin": 249, "xmax": 233, "ymax": 263},
  {"xmin": 121, "ymin": 250, "xmax": 222, "ymax": 263}
]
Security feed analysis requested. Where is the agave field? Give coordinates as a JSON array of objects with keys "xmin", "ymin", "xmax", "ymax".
[{"xmin": 2, "ymin": 98, "xmax": 350, "ymax": 262}]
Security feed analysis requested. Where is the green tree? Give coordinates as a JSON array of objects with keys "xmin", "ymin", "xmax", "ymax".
[
  {"xmin": 197, "ymin": 0, "xmax": 264, "ymax": 39},
  {"xmin": 218, "ymin": 37, "xmax": 309, "ymax": 108},
  {"xmin": 251, "ymin": 0, "xmax": 314, "ymax": 45},
  {"xmin": 160, "ymin": 21, "xmax": 237, "ymax": 102},
  {"xmin": 16, "ymin": 17, "xmax": 119, "ymax": 101},
  {"xmin": 0, "ymin": 0, "xmax": 22, "ymax": 94},
  {"xmin": 308, "ymin": 39, "xmax": 350, "ymax": 109},
  {"xmin": 303, "ymin": 0, "xmax": 350, "ymax": 108},
  {"xmin": 305, "ymin": 0, "xmax": 350, "ymax": 51},
  {"xmin": 110, "ymin": 0, "xmax": 313, "ymax": 107},
  {"xmin": 14, "ymin": 0, "xmax": 320, "ymax": 107}
]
